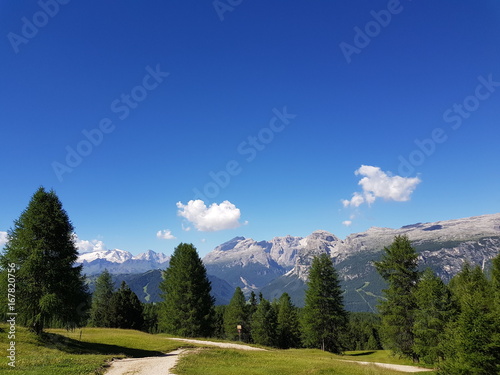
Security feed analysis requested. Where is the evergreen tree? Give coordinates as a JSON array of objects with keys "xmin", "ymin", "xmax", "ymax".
[
  {"xmin": 224, "ymin": 287, "xmax": 248, "ymax": 341},
  {"xmin": 159, "ymin": 243, "xmax": 214, "ymax": 337},
  {"xmin": 212, "ymin": 305, "xmax": 226, "ymax": 339},
  {"xmin": 301, "ymin": 254, "xmax": 347, "ymax": 353},
  {"xmin": 0, "ymin": 187, "xmax": 89, "ymax": 334},
  {"xmin": 412, "ymin": 268, "xmax": 454, "ymax": 364},
  {"xmin": 276, "ymin": 292, "xmax": 301, "ymax": 349},
  {"xmin": 440, "ymin": 264, "xmax": 499, "ymax": 374},
  {"xmin": 374, "ymin": 235, "xmax": 419, "ymax": 360},
  {"xmin": 109, "ymin": 281, "xmax": 144, "ymax": 330},
  {"xmin": 142, "ymin": 303, "xmax": 160, "ymax": 333},
  {"xmin": 343, "ymin": 312, "xmax": 382, "ymax": 351},
  {"xmin": 251, "ymin": 297, "xmax": 277, "ymax": 347},
  {"xmin": 89, "ymin": 269, "xmax": 114, "ymax": 327},
  {"xmin": 491, "ymin": 252, "xmax": 500, "ymax": 312}
]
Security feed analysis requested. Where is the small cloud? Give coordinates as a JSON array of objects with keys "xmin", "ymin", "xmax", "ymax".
[
  {"xmin": 342, "ymin": 220, "xmax": 352, "ymax": 227},
  {"xmin": 0, "ymin": 231, "xmax": 8, "ymax": 247},
  {"xmin": 182, "ymin": 223, "xmax": 191, "ymax": 232},
  {"xmin": 201, "ymin": 238, "xmax": 206, "ymax": 243},
  {"xmin": 74, "ymin": 234, "xmax": 107, "ymax": 253},
  {"xmin": 177, "ymin": 199, "xmax": 244, "ymax": 232},
  {"xmin": 342, "ymin": 165, "xmax": 421, "ymax": 207},
  {"xmin": 156, "ymin": 229, "xmax": 176, "ymax": 240}
]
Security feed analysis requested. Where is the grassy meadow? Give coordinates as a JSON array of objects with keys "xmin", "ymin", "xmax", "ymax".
[
  {"xmin": 0, "ymin": 324, "xmax": 436, "ymax": 375},
  {"xmin": 174, "ymin": 348, "xmax": 435, "ymax": 375}
]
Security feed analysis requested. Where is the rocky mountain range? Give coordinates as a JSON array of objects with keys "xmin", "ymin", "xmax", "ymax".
[
  {"xmin": 77, "ymin": 213, "xmax": 500, "ymax": 312},
  {"xmin": 77, "ymin": 249, "xmax": 170, "ymax": 275}
]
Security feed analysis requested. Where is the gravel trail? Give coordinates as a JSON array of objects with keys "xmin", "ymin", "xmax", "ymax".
[{"xmin": 104, "ymin": 339, "xmax": 433, "ymax": 374}]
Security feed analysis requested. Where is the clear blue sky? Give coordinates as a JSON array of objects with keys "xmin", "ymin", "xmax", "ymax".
[{"xmin": 1, "ymin": 0, "xmax": 499, "ymax": 256}]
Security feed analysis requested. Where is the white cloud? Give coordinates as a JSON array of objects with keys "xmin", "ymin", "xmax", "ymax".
[
  {"xmin": 177, "ymin": 199, "xmax": 244, "ymax": 232},
  {"xmin": 0, "ymin": 231, "xmax": 8, "ymax": 247},
  {"xmin": 74, "ymin": 235, "xmax": 107, "ymax": 253},
  {"xmin": 182, "ymin": 223, "xmax": 191, "ymax": 232},
  {"xmin": 342, "ymin": 165, "xmax": 421, "ymax": 207},
  {"xmin": 342, "ymin": 220, "xmax": 352, "ymax": 227},
  {"xmin": 156, "ymin": 229, "xmax": 176, "ymax": 240}
]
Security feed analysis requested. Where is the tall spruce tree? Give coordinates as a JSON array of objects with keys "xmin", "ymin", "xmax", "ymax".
[
  {"xmin": 374, "ymin": 235, "xmax": 419, "ymax": 360},
  {"xmin": 492, "ymin": 253, "xmax": 500, "ymax": 312},
  {"xmin": 159, "ymin": 243, "xmax": 214, "ymax": 337},
  {"xmin": 89, "ymin": 269, "xmax": 115, "ymax": 327},
  {"xmin": 109, "ymin": 281, "xmax": 144, "ymax": 330},
  {"xmin": 276, "ymin": 292, "xmax": 301, "ymax": 349},
  {"xmin": 440, "ymin": 263, "xmax": 499, "ymax": 374},
  {"xmin": 250, "ymin": 297, "xmax": 277, "ymax": 347},
  {"xmin": 0, "ymin": 187, "xmax": 89, "ymax": 334},
  {"xmin": 412, "ymin": 268, "xmax": 454, "ymax": 364},
  {"xmin": 224, "ymin": 287, "xmax": 249, "ymax": 341},
  {"xmin": 301, "ymin": 253, "xmax": 347, "ymax": 353}
]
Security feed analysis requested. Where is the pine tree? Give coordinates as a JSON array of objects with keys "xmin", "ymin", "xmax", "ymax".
[
  {"xmin": 412, "ymin": 268, "xmax": 454, "ymax": 364},
  {"xmin": 374, "ymin": 235, "xmax": 419, "ymax": 360},
  {"xmin": 89, "ymin": 269, "xmax": 115, "ymax": 327},
  {"xmin": 108, "ymin": 281, "xmax": 144, "ymax": 330},
  {"xmin": 159, "ymin": 243, "xmax": 214, "ymax": 337},
  {"xmin": 440, "ymin": 263, "xmax": 499, "ymax": 374},
  {"xmin": 276, "ymin": 292, "xmax": 301, "ymax": 349},
  {"xmin": 0, "ymin": 187, "xmax": 89, "ymax": 334},
  {"xmin": 301, "ymin": 254, "xmax": 347, "ymax": 353},
  {"xmin": 251, "ymin": 297, "xmax": 277, "ymax": 347},
  {"xmin": 224, "ymin": 287, "xmax": 248, "ymax": 341},
  {"xmin": 212, "ymin": 305, "xmax": 226, "ymax": 339},
  {"xmin": 492, "ymin": 253, "xmax": 500, "ymax": 312},
  {"xmin": 142, "ymin": 303, "xmax": 160, "ymax": 333}
]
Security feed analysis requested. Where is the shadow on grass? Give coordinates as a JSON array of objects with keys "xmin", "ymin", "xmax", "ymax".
[
  {"xmin": 39, "ymin": 332, "xmax": 165, "ymax": 358},
  {"xmin": 345, "ymin": 351, "xmax": 376, "ymax": 357}
]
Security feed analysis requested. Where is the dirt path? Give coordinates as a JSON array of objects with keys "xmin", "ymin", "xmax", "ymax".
[
  {"xmin": 104, "ymin": 339, "xmax": 433, "ymax": 374},
  {"xmin": 169, "ymin": 337, "xmax": 267, "ymax": 351},
  {"xmin": 337, "ymin": 359, "xmax": 434, "ymax": 373},
  {"xmin": 104, "ymin": 349, "xmax": 188, "ymax": 375}
]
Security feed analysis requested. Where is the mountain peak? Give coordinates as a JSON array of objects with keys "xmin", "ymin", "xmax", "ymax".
[{"xmin": 216, "ymin": 236, "xmax": 246, "ymax": 251}]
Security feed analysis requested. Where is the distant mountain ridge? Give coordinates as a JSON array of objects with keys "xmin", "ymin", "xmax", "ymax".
[
  {"xmin": 77, "ymin": 213, "xmax": 500, "ymax": 312},
  {"xmin": 76, "ymin": 249, "xmax": 170, "ymax": 275}
]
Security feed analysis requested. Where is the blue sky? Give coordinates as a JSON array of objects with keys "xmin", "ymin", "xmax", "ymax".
[{"xmin": 1, "ymin": 0, "xmax": 499, "ymax": 257}]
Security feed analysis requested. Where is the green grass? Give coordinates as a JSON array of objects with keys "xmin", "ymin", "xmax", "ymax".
[
  {"xmin": 342, "ymin": 350, "xmax": 434, "ymax": 368},
  {"xmin": 175, "ymin": 348, "xmax": 431, "ymax": 375},
  {"xmin": 0, "ymin": 324, "xmax": 189, "ymax": 375},
  {"xmin": 0, "ymin": 325, "xmax": 437, "ymax": 375}
]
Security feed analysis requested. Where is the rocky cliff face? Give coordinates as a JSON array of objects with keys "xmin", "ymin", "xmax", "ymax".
[
  {"xmin": 206, "ymin": 213, "xmax": 500, "ymax": 311},
  {"xmin": 203, "ymin": 235, "xmax": 303, "ymax": 293}
]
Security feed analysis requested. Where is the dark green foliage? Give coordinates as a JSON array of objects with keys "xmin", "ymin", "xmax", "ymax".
[
  {"xmin": 491, "ymin": 252, "xmax": 500, "ymax": 311},
  {"xmin": 251, "ymin": 297, "xmax": 277, "ymax": 347},
  {"xmin": 276, "ymin": 292, "xmax": 301, "ymax": 349},
  {"xmin": 374, "ymin": 235, "xmax": 419, "ymax": 360},
  {"xmin": 159, "ymin": 243, "xmax": 214, "ymax": 337},
  {"xmin": 0, "ymin": 187, "xmax": 90, "ymax": 334},
  {"xmin": 212, "ymin": 305, "xmax": 226, "ymax": 339},
  {"xmin": 301, "ymin": 254, "xmax": 348, "ymax": 353},
  {"xmin": 413, "ymin": 268, "xmax": 454, "ymax": 364},
  {"xmin": 142, "ymin": 303, "xmax": 160, "ymax": 333},
  {"xmin": 224, "ymin": 287, "xmax": 249, "ymax": 341},
  {"xmin": 439, "ymin": 263, "xmax": 500, "ymax": 374},
  {"xmin": 89, "ymin": 269, "xmax": 114, "ymax": 327},
  {"xmin": 109, "ymin": 281, "xmax": 144, "ymax": 330},
  {"xmin": 343, "ymin": 312, "xmax": 382, "ymax": 351}
]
